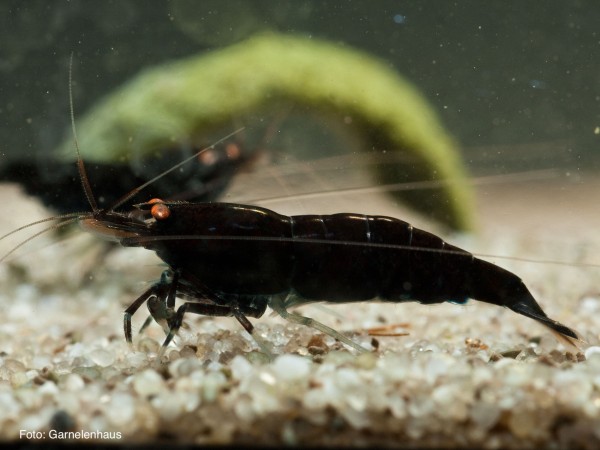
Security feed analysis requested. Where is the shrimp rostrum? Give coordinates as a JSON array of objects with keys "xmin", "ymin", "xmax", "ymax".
[{"xmin": 80, "ymin": 195, "xmax": 581, "ymax": 354}]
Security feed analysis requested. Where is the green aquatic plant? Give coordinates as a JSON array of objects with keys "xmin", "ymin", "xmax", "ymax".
[{"xmin": 59, "ymin": 33, "xmax": 474, "ymax": 230}]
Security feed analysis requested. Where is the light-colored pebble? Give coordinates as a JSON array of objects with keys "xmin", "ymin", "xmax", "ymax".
[
  {"xmin": 132, "ymin": 369, "xmax": 165, "ymax": 397},
  {"xmin": 271, "ymin": 354, "xmax": 311, "ymax": 382},
  {"xmin": 89, "ymin": 348, "xmax": 116, "ymax": 367}
]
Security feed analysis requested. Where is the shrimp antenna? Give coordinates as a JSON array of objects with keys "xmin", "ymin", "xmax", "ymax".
[
  {"xmin": 0, "ymin": 217, "xmax": 80, "ymax": 264},
  {"xmin": 0, "ymin": 212, "xmax": 85, "ymax": 243},
  {"xmin": 69, "ymin": 53, "xmax": 98, "ymax": 212}
]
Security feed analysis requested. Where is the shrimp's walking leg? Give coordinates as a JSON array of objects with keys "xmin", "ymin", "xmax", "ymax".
[
  {"xmin": 157, "ymin": 301, "xmax": 273, "ymax": 358},
  {"xmin": 269, "ymin": 294, "xmax": 369, "ymax": 354},
  {"xmin": 126, "ymin": 269, "xmax": 273, "ymax": 358},
  {"xmin": 123, "ymin": 270, "xmax": 177, "ymax": 343},
  {"xmin": 123, "ymin": 275, "xmax": 171, "ymax": 343}
]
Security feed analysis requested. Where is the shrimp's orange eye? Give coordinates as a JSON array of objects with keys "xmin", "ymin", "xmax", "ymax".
[
  {"xmin": 150, "ymin": 201, "xmax": 170, "ymax": 220},
  {"xmin": 199, "ymin": 149, "xmax": 218, "ymax": 166}
]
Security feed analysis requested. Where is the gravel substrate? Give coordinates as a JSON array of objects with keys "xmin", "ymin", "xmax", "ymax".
[{"xmin": 1, "ymin": 179, "xmax": 599, "ymax": 448}]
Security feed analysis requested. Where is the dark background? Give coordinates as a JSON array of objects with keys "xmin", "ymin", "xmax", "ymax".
[{"xmin": 1, "ymin": 0, "xmax": 599, "ymax": 174}]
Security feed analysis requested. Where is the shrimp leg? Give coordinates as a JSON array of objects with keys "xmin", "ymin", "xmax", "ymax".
[
  {"xmin": 123, "ymin": 274, "xmax": 171, "ymax": 343},
  {"xmin": 124, "ymin": 269, "xmax": 273, "ymax": 356},
  {"xmin": 269, "ymin": 293, "xmax": 369, "ymax": 353}
]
